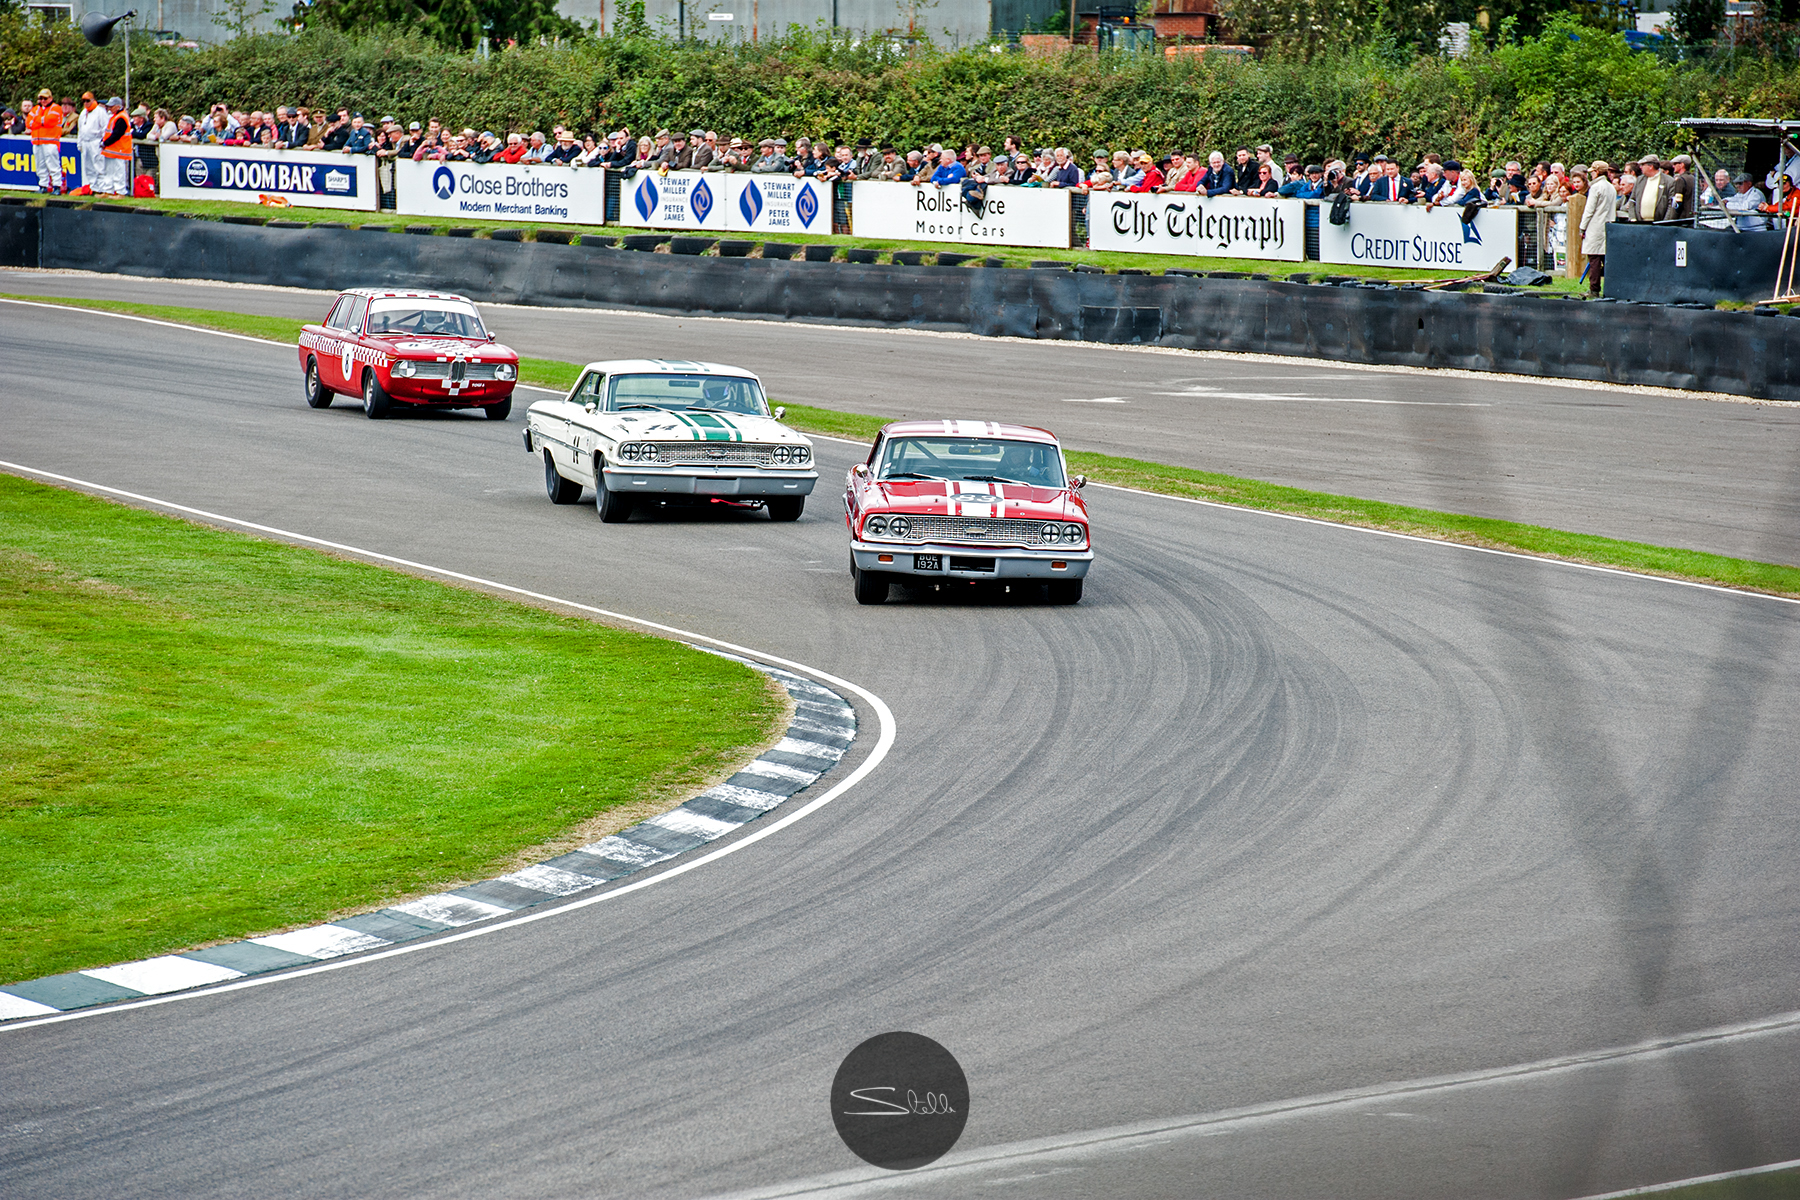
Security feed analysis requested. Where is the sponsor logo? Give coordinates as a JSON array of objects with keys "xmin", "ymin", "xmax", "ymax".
[
  {"xmin": 324, "ymin": 170, "xmax": 350, "ymax": 193},
  {"xmin": 739, "ymin": 179, "xmax": 763, "ymax": 225},
  {"xmin": 795, "ymin": 183, "xmax": 819, "ymax": 229},
  {"xmin": 432, "ymin": 166, "xmax": 455, "ymax": 200},
  {"xmin": 691, "ymin": 176, "xmax": 714, "ymax": 224},
  {"xmin": 635, "ymin": 176, "xmax": 658, "ymax": 222},
  {"xmin": 1462, "ymin": 216, "xmax": 1483, "ymax": 245},
  {"xmin": 183, "ymin": 157, "xmax": 208, "ymax": 187},
  {"xmin": 831, "ymin": 1032, "xmax": 968, "ymax": 1171}
]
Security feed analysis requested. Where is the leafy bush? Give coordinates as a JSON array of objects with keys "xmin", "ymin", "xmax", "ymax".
[{"xmin": 3, "ymin": 14, "xmax": 1796, "ymax": 170}]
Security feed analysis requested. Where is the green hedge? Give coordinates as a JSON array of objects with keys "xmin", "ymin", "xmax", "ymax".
[{"xmin": 5, "ymin": 15, "xmax": 1797, "ymax": 171}]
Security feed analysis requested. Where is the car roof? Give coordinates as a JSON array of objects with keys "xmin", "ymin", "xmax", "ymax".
[
  {"xmin": 340, "ymin": 288, "xmax": 477, "ymax": 304},
  {"xmin": 573, "ymin": 358, "xmax": 761, "ymax": 380},
  {"xmin": 879, "ymin": 419, "xmax": 1060, "ymax": 445}
]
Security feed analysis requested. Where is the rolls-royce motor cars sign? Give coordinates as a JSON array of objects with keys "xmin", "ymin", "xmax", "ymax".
[
  {"xmin": 1316, "ymin": 202, "xmax": 1519, "ymax": 269},
  {"xmin": 156, "ymin": 144, "xmax": 378, "ymax": 210},
  {"xmin": 395, "ymin": 160, "xmax": 606, "ymax": 224},
  {"xmin": 1087, "ymin": 193, "xmax": 1305, "ymax": 261},
  {"xmin": 850, "ymin": 182, "xmax": 1072, "ymax": 249}
]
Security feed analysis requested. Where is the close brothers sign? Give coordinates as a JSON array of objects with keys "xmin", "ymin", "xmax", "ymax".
[
  {"xmin": 395, "ymin": 159, "xmax": 606, "ymax": 224},
  {"xmin": 850, "ymin": 181, "xmax": 1072, "ymax": 249},
  {"xmin": 1317, "ymin": 202, "xmax": 1520, "ymax": 269},
  {"xmin": 1087, "ymin": 193, "xmax": 1304, "ymax": 262},
  {"xmin": 157, "ymin": 144, "xmax": 377, "ymax": 210}
]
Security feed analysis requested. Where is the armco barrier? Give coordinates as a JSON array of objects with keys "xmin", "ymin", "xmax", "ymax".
[
  {"xmin": 13, "ymin": 206, "xmax": 1800, "ymax": 401},
  {"xmin": 1604, "ymin": 222, "xmax": 1786, "ymax": 306}
]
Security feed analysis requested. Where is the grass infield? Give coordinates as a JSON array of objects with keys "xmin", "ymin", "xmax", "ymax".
[
  {"xmin": 8, "ymin": 292, "xmax": 1797, "ymax": 597},
  {"xmin": 0, "ymin": 474, "xmax": 785, "ymax": 984}
]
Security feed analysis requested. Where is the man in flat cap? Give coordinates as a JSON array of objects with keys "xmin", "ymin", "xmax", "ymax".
[
  {"xmin": 1628, "ymin": 153, "xmax": 1672, "ymax": 223},
  {"xmin": 1581, "ymin": 160, "xmax": 1617, "ymax": 295},
  {"xmin": 1664, "ymin": 152, "xmax": 1697, "ymax": 225},
  {"xmin": 1727, "ymin": 170, "xmax": 1771, "ymax": 231}
]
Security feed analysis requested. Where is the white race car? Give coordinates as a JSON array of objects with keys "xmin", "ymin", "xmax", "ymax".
[{"xmin": 524, "ymin": 359, "xmax": 818, "ymax": 522}]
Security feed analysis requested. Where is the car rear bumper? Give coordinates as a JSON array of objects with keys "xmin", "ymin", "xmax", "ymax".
[
  {"xmin": 852, "ymin": 541, "xmax": 1092, "ymax": 579},
  {"xmin": 603, "ymin": 469, "xmax": 818, "ymax": 497}
]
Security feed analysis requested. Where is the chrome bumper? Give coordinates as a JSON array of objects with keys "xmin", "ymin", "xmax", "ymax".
[
  {"xmin": 602, "ymin": 469, "xmax": 818, "ymax": 497},
  {"xmin": 851, "ymin": 541, "xmax": 1093, "ymax": 579}
]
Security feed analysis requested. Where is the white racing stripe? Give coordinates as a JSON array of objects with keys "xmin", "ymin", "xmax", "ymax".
[
  {"xmin": 0, "ymin": 461, "xmax": 898, "ymax": 1034},
  {"xmin": 700, "ymin": 1009, "xmax": 1800, "ymax": 1199},
  {"xmin": 80, "ymin": 956, "xmax": 244, "ymax": 995}
]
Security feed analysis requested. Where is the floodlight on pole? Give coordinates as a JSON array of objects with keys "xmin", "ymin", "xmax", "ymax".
[{"xmin": 80, "ymin": 10, "xmax": 137, "ymax": 115}]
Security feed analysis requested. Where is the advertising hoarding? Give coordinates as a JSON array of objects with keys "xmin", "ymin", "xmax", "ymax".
[
  {"xmin": 395, "ymin": 160, "xmax": 605, "ymax": 224},
  {"xmin": 728, "ymin": 174, "xmax": 829, "ymax": 235},
  {"xmin": 851, "ymin": 180, "xmax": 1071, "ymax": 249},
  {"xmin": 1086, "ymin": 192, "xmax": 1305, "ymax": 261},
  {"xmin": 1317, "ymin": 201, "xmax": 1518, "ymax": 269},
  {"xmin": 157, "ymin": 144, "xmax": 377, "ymax": 210},
  {"xmin": 613, "ymin": 170, "xmax": 831, "ymax": 235},
  {"xmin": 615, "ymin": 169, "xmax": 728, "ymax": 231},
  {"xmin": 0, "ymin": 137, "xmax": 82, "ymax": 192}
]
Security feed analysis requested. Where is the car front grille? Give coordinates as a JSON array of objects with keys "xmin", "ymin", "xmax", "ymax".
[
  {"xmin": 891, "ymin": 516, "xmax": 1062, "ymax": 546},
  {"xmin": 648, "ymin": 443, "xmax": 788, "ymax": 466},
  {"xmin": 405, "ymin": 360, "xmax": 501, "ymax": 380}
]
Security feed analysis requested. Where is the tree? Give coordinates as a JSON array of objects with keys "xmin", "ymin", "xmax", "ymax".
[
  {"xmin": 1668, "ymin": 0, "xmax": 1724, "ymax": 44},
  {"xmin": 214, "ymin": 0, "xmax": 278, "ymax": 38},
  {"xmin": 1219, "ymin": 0, "xmax": 1445, "ymax": 58},
  {"xmin": 300, "ymin": 0, "xmax": 579, "ymax": 49}
]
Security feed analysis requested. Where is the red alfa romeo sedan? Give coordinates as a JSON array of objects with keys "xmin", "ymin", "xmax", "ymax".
[
  {"xmin": 844, "ymin": 420, "xmax": 1093, "ymax": 605},
  {"xmin": 297, "ymin": 288, "xmax": 520, "ymax": 420}
]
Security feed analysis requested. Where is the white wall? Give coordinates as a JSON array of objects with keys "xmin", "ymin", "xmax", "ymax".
[{"xmin": 559, "ymin": 0, "xmax": 993, "ymax": 46}]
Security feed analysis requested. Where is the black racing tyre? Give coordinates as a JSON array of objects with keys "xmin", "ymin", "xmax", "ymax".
[
  {"xmin": 595, "ymin": 460, "xmax": 632, "ymax": 523},
  {"xmin": 852, "ymin": 562, "xmax": 890, "ymax": 605},
  {"xmin": 484, "ymin": 396, "xmax": 512, "ymax": 421},
  {"xmin": 765, "ymin": 496, "xmax": 805, "ymax": 522},
  {"xmin": 544, "ymin": 451, "xmax": 583, "ymax": 505},
  {"xmin": 1047, "ymin": 579, "xmax": 1084, "ymax": 605},
  {"xmin": 303, "ymin": 358, "xmax": 332, "ymax": 409},
  {"xmin": 361, "ymin": 370, "xmax": 391, "ymax": 419}
]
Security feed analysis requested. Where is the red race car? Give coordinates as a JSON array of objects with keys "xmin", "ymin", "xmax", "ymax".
[
  {"xmin": 844, "ymin": 420, "xmax": 1093, "ymax": 605},
  {"xmin": 298, "ymin": 288, "xmax": 519, "ymax": 420}
]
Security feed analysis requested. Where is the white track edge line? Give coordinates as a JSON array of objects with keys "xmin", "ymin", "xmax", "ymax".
[
  {"xmin": 0, "ymin": 461, "xmax": 897, "ymax": 1034},
  {"xmin": 5, "ymin": 296, "xmax": 1792, "ymax": 604},
  {"xmin": 1571, "ymin": 1157, "xmax": 1800, "ymax": 1199},
  {"xmin": 704, "ymin": 1009, "xmax": 1800, "ymax": 1199}
]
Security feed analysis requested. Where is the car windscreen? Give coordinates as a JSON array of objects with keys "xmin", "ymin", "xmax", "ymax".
[
  {"xmin": 365, "ymin": 300, "xmax": 487, "ymax": 339},
  {"xmin": 607, "ymin": 374, "xmax": 768, "ymax": 416},
  {"xmin": 876, "ymin": 437, "xmax": 1066, "ymax": 488}
]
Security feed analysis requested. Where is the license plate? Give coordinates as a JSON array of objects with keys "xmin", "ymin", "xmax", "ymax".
[{"xmin": 913, "ymin": 554, "xmax": 941, "ymax": 571}]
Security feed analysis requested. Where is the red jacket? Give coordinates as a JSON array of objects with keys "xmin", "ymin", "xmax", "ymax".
[
  {"xmin": 496, "ymin": 144, "xmax": 526, "ymax": 163},
  {"xmin": 1166, "ymin": 168, "xmax": 1201, "ymax": 193},
  {"xmin": 1128, "ymin": 166, "xmax": 1164, "ymax": 193}
]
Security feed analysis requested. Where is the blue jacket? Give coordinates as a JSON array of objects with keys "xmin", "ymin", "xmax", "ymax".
[
  {"xmin": 1280, "ymin": 177, "xmax": 1327, "ymax": 198},
  {"xmin": 343, "ymin": 126, "xmax": 374, "ymax": 154},
  {"xmin": 1200, "ymin": 165, "xmax": 1235, "ymax": 196},
  {"xmin": 931, "ymin": 161, "xmax": 967, "ymax": 186}
]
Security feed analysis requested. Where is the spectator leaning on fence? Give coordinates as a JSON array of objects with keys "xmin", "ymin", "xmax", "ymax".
[
  {"xmin": 1726, "ymin": 172, "xmax": 1771, "ymax": 231},
  {"xmin": 1199, "ymin": 151, "xmax": 1233, "ymax": 196}
]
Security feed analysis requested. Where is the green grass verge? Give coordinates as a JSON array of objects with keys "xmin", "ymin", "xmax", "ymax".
[
  {"xmin": 17, "ymin": 194, "xmax": 1585, "ymax": 289},
  {"xmin": 0, "ymin": 473, "xmax": 784, "ymax": 984},
  {"xmin": 13, "ymin": 291, "xmax": 1796, "ymax": 595}
]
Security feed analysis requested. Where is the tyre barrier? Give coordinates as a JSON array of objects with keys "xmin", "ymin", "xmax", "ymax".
[{"xmin": 9, "ymin": 205, "xmax": 1800, "ymax": 401}]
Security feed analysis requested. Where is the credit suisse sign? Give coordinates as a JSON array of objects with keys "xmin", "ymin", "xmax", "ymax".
[
  {"xmin": 1317, "ymin": 202, "xmax": 1518, "ymax": 268},
  {"xmin": 1087, "ymin": 193, "xmax": 1304, "ymax": 262},
  {"xmin": 157, "ymin": 144, "xmax": 377, "ymax": 210}
]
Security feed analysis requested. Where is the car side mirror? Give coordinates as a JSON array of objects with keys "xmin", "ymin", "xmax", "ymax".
[
  {"xmin": 774, "ymin": 405, "xmax": 786, "ymax": 420},
  {"xmin": 584, "ymin": 400, "xmax": 598, "ymax": 413},
  {"xmin": 1072, "ymin": 475, "xmax": 1087, "ymax": 490},
  {"xmin": 487, "ymin": 333, "xmax": 496, "ymax": 342},
  {"xmin": 851, "ymin": 463, "xmax": 869, "ymax": 478}
]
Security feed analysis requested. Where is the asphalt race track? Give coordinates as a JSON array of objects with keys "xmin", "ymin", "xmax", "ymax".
[
  {"xmin": 1, "ymin": 297, "xmax": 1798, "ymax": 1199},
  {"xmin": 6, "ymin": 269, "xmax": 1800, "ymax": 567}
]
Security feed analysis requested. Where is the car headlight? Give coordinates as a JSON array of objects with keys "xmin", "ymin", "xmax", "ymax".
[
  {"xmin": 791, "ymin": 444, "xmax": 810, "ymax": 465},
  {"xmin": 1062, "ymin": 523, "xmax": 1085, "ymax": 544},
  {"xmin": 626, "ymin": 442, "xmax": 651, "ymax": 462},
  {"xmin": 494, "ymin": 363, "xmax": 516, "ymax": 380},
  {"xmin": 866, "ymin": 514, "xmax": 888, "ymax": 537},
  {"xmin": 1041, "ymin": 522, "xmax": 1059, "ymax": 542},
  {"xmin": 889, "ymin": 516, "xmax": 911, "ymax": 538},
  {"xmin": 391, "ymin": 359, "xmax": 415, "ymax": 377},
  {"xmin": 773, "ymin": 445, "xmax": 791, "ymax": 464}
]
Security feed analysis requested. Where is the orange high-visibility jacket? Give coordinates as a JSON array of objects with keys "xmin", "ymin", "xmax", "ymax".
[
  {"xmin": 27, "ymin": 105, "xmax": 64, "ymax": 145},
  {"xmin": 101, "ymin": 111, "xmax": 132, "ymax": 159}
]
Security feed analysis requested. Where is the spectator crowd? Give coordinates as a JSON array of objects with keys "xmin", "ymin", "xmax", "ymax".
[{"xmin": 9, "ymin": 86, "xmax": 1795, "ymax": 293}]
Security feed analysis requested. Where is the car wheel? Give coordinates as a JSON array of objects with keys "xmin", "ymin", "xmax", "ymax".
[
  {"xmin": 852, "ymin": 562, "xmax": 889, "ymax": 605},
  {"xmin": 361, "ymin": 370, "xmax": 391, "ymax": 420},
  {"xmin": 484, "ymin": 396, "xmax": 512, "ymax": 421},
  {"xmin": 1047, "ymin": 579, "xmax": 1084, "ymax": 605},
  {"xmin": 595, "ymin": 460, "xmax": 632, "ymax": 523},
  {"xmin": 303, "ymin": 358, "xmax": 331, "ymax": 409},
  {"xmin": 544, "ymin": 451, "xmax": 582, "ymax": 504},
  {"xmin": 766, "ymin": 497, "xmax": 804, "ymax": 522}
]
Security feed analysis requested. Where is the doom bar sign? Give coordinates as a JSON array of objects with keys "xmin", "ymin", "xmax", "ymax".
[{"xmin": 1087, "ymin": 193, "xmax": 1304, "ymax": 261}]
